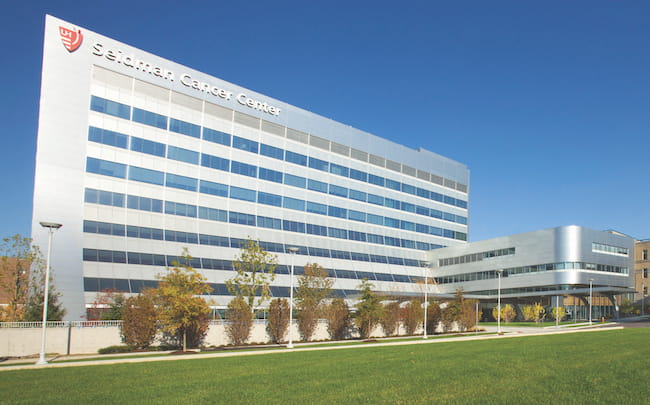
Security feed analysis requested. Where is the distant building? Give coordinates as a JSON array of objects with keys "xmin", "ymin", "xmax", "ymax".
[
  {"xmin": 426, "ymin": 226, "xmax": 635, "ymax": 319},
  {"xmin": 634, "ymin": 240, "xmax": 650, "ymax": 312}
]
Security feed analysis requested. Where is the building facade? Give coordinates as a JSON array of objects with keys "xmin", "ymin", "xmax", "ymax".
[
  {"xmin": 426, "ymin": 226, "xmax": 635, "ymax": 319},
  {"xmin": 634, "ymin": 240, "xmax": 650, "ymax": 313},
  {"xmin": 32, "ymin": 16, "xmax": 470, "ymax": 319}
]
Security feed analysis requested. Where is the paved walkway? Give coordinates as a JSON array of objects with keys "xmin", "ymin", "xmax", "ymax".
[{"xmin": 0, "ymin": 322, "xmax": 624, "ymax": 372}]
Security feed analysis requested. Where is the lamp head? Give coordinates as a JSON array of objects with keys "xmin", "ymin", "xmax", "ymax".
[
  {"xmin": 287, "ymin": 247, "xmax": 299, "ymax": 253},
  {"xmin": 40, "ymin": 222, "xmax": 63, "ymax": 230}
]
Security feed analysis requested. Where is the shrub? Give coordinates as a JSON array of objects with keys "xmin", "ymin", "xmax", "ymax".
[
  {"xmin": 402, "ymin": 300, "xmax": 423, "ymax": 335},
  {"xmin": 226, "ymin": 296, "xmax": 253, "ymax": 345},
  {"xmin": 381, "ymin": 302, "xmax": 401, "ymax": 336},
  {"xmin": 267, "ymin": 298, "xmax": 289, "ymax": 343},
  {"xmin": 121, "ymin": 290, "xmax": 158, "ymax": 349},
  {"xmin": 426, "ymin": 301, "xmax": 442, "ymax": 334},
  {"xmin": 98, "ymin": 345, "xmax": 132, "ymax": 354},
  {"xmin": 325, "ymin": 298, "xmax": 351, "ymax": 340}
]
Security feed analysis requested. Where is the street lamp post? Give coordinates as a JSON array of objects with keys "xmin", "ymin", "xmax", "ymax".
[
  {"xmin": 589, "ymin": 278, "xmax": 594, "ymax": 326},
  {"xmin": 497, "ymin": 270, "xmax": 503, "ymax": 334},
  {"xmin": 36, "ymin": 221, "xmax": 62, "ymax": 365},
  {"xmin": 286, "ymin": 247, "xmax": 299, "ymax": 349},
  {"xmin": 422, "ymin": 261, "xmax": 429, "ymax": 339}
]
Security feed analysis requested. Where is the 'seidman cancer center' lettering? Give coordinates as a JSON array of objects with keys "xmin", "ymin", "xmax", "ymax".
[{"xmin": 91, "ymin": 43, "xmax": 281, "ymax": 116}]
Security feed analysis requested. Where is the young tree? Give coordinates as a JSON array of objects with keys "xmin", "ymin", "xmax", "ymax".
[
  {"xmin": 522, "ymin": 302, "xmax": 546, "ymax": 325},
  {"xmin": 87, "ymin": 289, "xmax": 126, "ymax": 320},
  {"xmin": 226, "ymin": 238, "xmax": 278, "ymax": 312},
  {"xmin": 226, "ymin": 296, "xmax": 253, "ymax": 346},
  {"xmin": 121, "ymin": 289, "xmax": 158, "ymax": 349},
  {"xmin": 380, "ymin": 302, "xmax": 401, "ymax": 336},
  {"xmin": 155, "ymin": 250, "xmax": 212, "ymax": 351},
  {"xmin": 325, "ymin": 298, "xmax": 351, "ymax": 340},
  {"xmin": 551, "ymin": 306, "xmax": 567, "ymax": 322},
  {"xmin": 456, "ymin": 291, "xmax": 479, "ymax": 332},
  {"xmin": 441, "ymin": 300, "xmax": 460, "ymax": 332},
  {"xmin": 426, "ymin": 301, "xmax": 442, "ymax": 335},
  {"xmin": 0, "ymin": 235, "xmax": 41, "ymax": 322},
  {"xmin": 22, "ymin": 264, "xmax": 66, "ymax": 322},
  {"xmin": 267, "ymin": 298, "xmax": 289, "ymax": 344},
  {"xmin": 492, "ymin": 304, "xmax": 517, "ymax": 324},
  {"xmin": 354, "ymin": 279, "xmax": 383, "ymax": 339},
  {"xmin": 296, "ymin": 263, "xmax": 333, "ymax": 341},
  {"xmin": 402, "ymin": 299, "xmax": 424, "ymax": 335}
]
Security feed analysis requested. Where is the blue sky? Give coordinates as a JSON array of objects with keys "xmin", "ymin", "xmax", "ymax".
[{"xmin": 1, "ymin": 1, "xmax": 648, "ymax": 242}]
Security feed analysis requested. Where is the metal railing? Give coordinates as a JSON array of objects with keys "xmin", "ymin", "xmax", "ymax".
[{"xmin": 0, "ymin": 320, "xmax": 123, "ymax": 328}]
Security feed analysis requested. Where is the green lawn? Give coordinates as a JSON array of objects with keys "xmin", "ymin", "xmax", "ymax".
[{"xmin": 1, "ymin": 328, "xmax": 649, "ymax": 404}]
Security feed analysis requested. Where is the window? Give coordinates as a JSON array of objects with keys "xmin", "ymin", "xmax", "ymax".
[
  {"xmin": 328, "ymin": 206, "xmax": 347, "ymax": 218},
  {"xmin": 306, "ymin": 201, "xmax": 327, "ymax": 215},
  {"xmin": 368, "ymin": 174, "xmax": 384, "ymax": 186},
  {"xmin": 90, "ymin": 96, "xmax": 130, "ymax": 119},
  {"xmin": 384, "ymin": 218, "xmax": 400, "ymax": 228},
  {"xmin": 259, "ymin": 168, "xmax": 283, "ymax": 183},
  {"xmin": 230, "ymin": 186, "xmax": 256, "ymax": 202},
  {"xmin": 130, "ymin": 137, "xmax": 166, "ymax": 157},
  {"xmin": 285, "ymin": 151, "xmax": 307, "ymax": 166},
  {"xmin": 644, "ymin": 268, "xmax": 648, "ymax": 279},
  {"xmin": 416, "ymin": 188, "xmax": 430, "ymax": 199},
  {"xmin": 167, "ymin": 146, "xmax": 199, "ymax": 164},
  {"xmin": 328, "ymin": 228, "xmax": 347, "ymax": 239},
  {"xmin": 257, "ymin": 216, "xmax": 281, "ymax": 229},
  {"xmin": 129, "ymin": 166, "xmax": 164, "ymax": 185},
  {"xmin": 260, "ymin": 144, "xmax": 284, "ymax": 160},
  {"xmin": 401, "ymin": 202, "xmax": 415, "ymax": 212},
  {"xmin": 307, "ymin": 179, "xmax": 327, "ymax": 193},
  {"xmin": 203, "ymin": 128, "xmax": 231, "ymax": 146},
  {"xmin": 367, "ymin": 194, "xmax": 384, "ymax": 206},
  {"xmin": 166, "ymin": 173, "xmax": 197, "ymax": 191},
  {"xmin": 229, "ymin": 212, "xmax": 255, "ymax": 225},
  {"xmin": 367, "ymin": 214, "xmax": 383, "ymax": 225},
  {"xmin": 308, "ymin": 157, "xmax": 329, "ymax": 171},
  {"xmin": 88, "ymin": 127, "xmax": 128, "ymax": 149},
  {"xmin": 86, "ymin": 158, "xmax": 126, "ymax": 179},
  {"xmin": 330, "ymin": 163, "xmax": 349, "ymax": 177},
  {"xmin": 644, "ymin": 250, "xmax": 649, "ymax": 261},
  {"xmin": 283, "ymin": 220, "xmax": 305, "ymax": 233},
  {"xmin": 349, "ymin": 169, "xmax": 367, "ymax": 182},
  {"xmin": 284, "ymin": 174, "xmax": 306, "ymax": 188},
  {"xmin": 231, "ymin": 161, "xmax": 257, "ymax": 177},
  {"xmin": 127, "ymin": 195, "xmax": 162, "ymax": 212},
  {"xmin": 165, "ymin": 201, "xmax": 197, "ymax": 217},
  {"xmin": 199, "ymin": 180, "xmax": 228, "ymax": 197},
  {"xmin": 85, "ymin": 188, "xmax": 125, "ymax": 207},
  {"xmin": 329, "ymin": 184, "xmax": 348, "ymax": 198},
  {"xmin": 349, "ymin": 231, "xmax": 367, "ymax": 242},
  {"xmin": 132, "ymin": 107, "xmax": 167, "ymax": 129},
  {"xmin": 349, "ymin": 189, "xmax": 366, "ymax": 202},
  {"xmin": 201, "ymin": 153, "xmax": 229, "ymax": 171},
  {"xmin": 401, "ymin": 184, "xmax": 416, "ymax": 195},
  {"xmin": 232, "ymin": 136, "xmax": 259, "ymax": 153},
  {"xmin": 306, "ymin": 224, "xmax": 327, "ymax": 236},
  {"xmin": 385, "ymin": 198, "xmax": 400, "ymax": 209},
  {"xmin": 385, "ymin": 179, "xmax": 401, "ymax": 191},
  {"xmin": 348, "ymin": 210, "xmax": 366, "ymax": 222},
  {"xmin": 258, "ymin": 192, "xmax": 282, "ymax": 207},
  {"xmin": 283, "ymin": 197, "xmax": 305, "ymax": 211},
  {"xmin": 169, "ymin": 118, "xmax": 200, "ymax": 138},
  {"xmin": 199, "ymin": 206, "xmax": 227, "ymax": 222}
]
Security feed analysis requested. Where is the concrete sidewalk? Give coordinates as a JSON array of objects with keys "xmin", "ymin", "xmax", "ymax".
[{"xmin": 0, "ymin": 323, "xmax": 623, "ymax": 372}]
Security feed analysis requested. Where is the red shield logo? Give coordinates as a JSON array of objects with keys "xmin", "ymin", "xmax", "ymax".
[{"xmin": 59, "ymin": 26, "xmax": 83, "ymax": 52}]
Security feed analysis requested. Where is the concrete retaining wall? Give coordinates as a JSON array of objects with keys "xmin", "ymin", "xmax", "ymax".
[{"xmin": 1, "ymin": 321, "xmax": 443, "ymax": 357}]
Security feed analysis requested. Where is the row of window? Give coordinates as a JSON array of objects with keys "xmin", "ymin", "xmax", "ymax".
[
  {"xmin": 83, "ymin": 220, "xmax": 426, "ymax": 267},
  {"xmin": 592, "ymin": 242, "xmax": 629, "ymax": 256},
  {"xmin": 84, "ymin": 188, "xmax": 451, "ymax": 251},
  {"xmin": 471, "ymin": 284, "xmax": 577, "ymax": 296},
  {"xmin": 90, "ymin": 96, "xmax": 468, "ymax": 208},
  {"xmin": 83, "ymin": 277, "xmax": 361, "ymax": 298},
  {"xmin": 438, "ymin": 247, "xmax": 516, "ymax": 267},
  {"xmin": 82, "ymin": 248, "xmax": 420, "ymax": 284},
  {"xmin": 438, "ymin": 261, "xmax": 629, "ymax": 285},
  {"xmin": 84, "ymin": 159, "xmax": 468, "ymax": 242},
  {"xmin": 89, "ymin": 126, "xmax": 467, "ymax": 226}
]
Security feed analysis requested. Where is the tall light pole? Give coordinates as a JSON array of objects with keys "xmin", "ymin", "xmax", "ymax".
[
  {"xmin": 422, "ymin": 261, "xmax": 429, "ymax": 339},
  {"xmin": 589, "ymin": 278, "xmax": 594, "ymax": 326},
  {"xmin": 36, "ymin": 221, "xmax": 62, "ymax": 365},
  {"xmin": 555, "ymin": 296, "xmax": 560, "ymax": 328},
  {"xmin": 496, "ymin": 269, "xmax": 503, "ymax": 334},
  {"xmin": 286, "ymin": 247, "xmax": 299, "ymax": 349}
]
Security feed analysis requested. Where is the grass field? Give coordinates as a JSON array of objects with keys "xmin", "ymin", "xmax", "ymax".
[{"xmin": 1, "ymin": 328, "xmax": 649, "ymax": 404}]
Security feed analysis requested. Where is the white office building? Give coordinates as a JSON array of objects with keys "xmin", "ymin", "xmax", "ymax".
[{"xmin": 32, "ymin": 16, "xmax": 470, "ymax": 320}]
